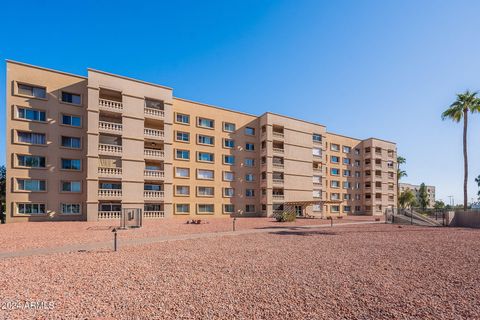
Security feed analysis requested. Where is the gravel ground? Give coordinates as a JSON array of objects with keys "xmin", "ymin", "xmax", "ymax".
[
  {"xmin": 0, "ymin": 216, "xmax": 377, "ymax": 253},
  {"xmin": 1, "ymin": 224, "xmax": 479, "ymax": 319}
]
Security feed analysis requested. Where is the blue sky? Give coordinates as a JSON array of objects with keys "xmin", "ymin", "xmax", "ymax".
[{"xmin": 1, "ymin": 0, "xmax": 480, "ymax": 204}]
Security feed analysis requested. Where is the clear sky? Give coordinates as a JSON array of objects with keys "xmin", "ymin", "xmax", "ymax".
[{"xmin": 1, "ymin": 0, "xmax": 480, "ymax": 204}]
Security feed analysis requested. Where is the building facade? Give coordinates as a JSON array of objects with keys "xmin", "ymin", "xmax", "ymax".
[
  {"xmin": 399, "ymin": 183, "xmax": 436, "ymax": 208},
  {"xmin": 5, "ymin": 61, "xmax": 398, "ymax": 222}
]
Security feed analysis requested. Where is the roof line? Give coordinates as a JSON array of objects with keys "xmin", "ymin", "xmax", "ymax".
[
  {"xmin": 260, "ymin": 112, "xmax": 327, "ymax": 128},
  {"xmin": 6, "ymin": 59, "xmax": 87, "ymax": 79},
  {"xmin": 173, "ymin": 97, "xmax": 259, "ymax": 118},
  {"xmin": 87, "ymin": 68, "xmax": 173, "ymax": 91}
]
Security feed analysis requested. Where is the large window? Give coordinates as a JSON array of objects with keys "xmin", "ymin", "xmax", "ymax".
[
  {"xmin": 312, "ymin": 148, "xmax": 322, "ymax": 156},
  {"xmin": 246, "ymin": 189, "xmax": 255, "ymax": 197},
  {"xmin": 223, "ymin": 188, "xmax": 234, "ymax": 197},
  {"xmin": 224, "ymin": 139, "xmax": 235, "ymax": 148},
  {"xmin": 244, "ymin": 158, "xmax": 255, "ymax": 167},
  {"xmin": 175, "ymin": 185, "xmax": 190, "ymax": 196},
  {"xmin": 61, "ymin": 92, "xmax": 81, "ymax": 105},
  {"xmin": 61, "ymin": 136, "xmax": 81, "ymax": 149},
  {"xmin": 197, "ymin": 204, "xmax": 214, "ymax": 214},
  {"xmin": 331, "ymin": 168, "xmax": 340, "ymax": 176},
  {"xmin": 176, "ymin": 131, "xmax": 190, "ymax": 142},
  {"xmin": 245, "ymin": 173, "xmax": 254, "ymax": 182},
  {"xmin": 245, "ymin": 143, "xmax": 255, "ymax": 151},
  {"xmin": 223, "ymin": 155, "xmax": 235, "ymax": 165},
  {"xmin": 223, "ymin": 122, "xmax": 236, "ymax": 132},
  {"xmin": 61, "ymin": 203, "xmax": 81, "ymax": 215},
  {"xmin": 198, "ymin": 135, "xmax": 214, "ymax": 145},
  {"xmin": 17, "ymin": 179, "xmax": 46, "ymax": 191},
  {"xmin": 223, "ymin": 171, "xmax": 234, "ymax": 181},
  {"xmin": 62, "ymin": 114, "xmax": 81, "ymax": 127},
  {"xmin": 17, "ymin": 107, "xmax": 46, "ymax": 122},
  {"xmin": 175, "ymin": 167, "xmax": 190, "ymax": 178},
  {"xmin": 245, "ymin": 204, "xmax": 255, "ymax": 213},
  {"xmin": 18, "ymin": 83, "xmax": 46, "ymax": 99},
  {"xmin": 197, "ymin": 186, "xmax": 214, "ymax": 197},
  {"xmin": 145, "ymin": 98, "xmax": 164, "ymax": 110},
  {"xmin": 61, "ymin": 181, "xmax": 81, "ymax": 192},
  {"xmin": 61, "ymin": 159, "xmax": 81, "ymax": 170},
  {"xmin": 17, "ymin": 203, "xmax": 46, "ymax": 215},
  {"xmin": 17, "ymin": 155, "xmax": 45, "ymax": 168},
  {"xmin": 175, "ymin": 149, "xmax": 190, "ymax": 160},
  {"xmin": 312, "ymin": 134, "xmax": 322, "ymax": 142},
  {"xmin": 176, "ymin": 113, "xmax": 190, "ymax": 124},
  {"xmin": 330, "ymin": 156, "xmax": 339, "ymax": 163},
  {"xmin": 330, "ymin": 144, "xmax": 340, "ymax": 151},
  {"xmin": 17, "ymin": 132, "xmax": 46, "ymax": 145},
  {"xmin": 176, "ymin": 204, "xmax": 190, "ymax": 213},
  {"xmin": 197, "ymin": 169, "xmax": 214, "ymax": 180},
  {"xmin": 245, "ymin": 127, "xmax": 255, "ymax": 135},
  {"xmin": 223, "ymin": 204, "xmax": 235, "ymax": 214},
  {"xmin": 330, "ymin": 180, "xmax": 340, "ymax": 188},
  {"xmin": 197, "ymin": 117, "xmax": 214, "ymax": 129},
  {"xmin": 197, "ymin": 152, "xmax": 214, "ymax": 162}
]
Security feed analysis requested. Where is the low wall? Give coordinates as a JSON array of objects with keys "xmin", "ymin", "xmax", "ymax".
[{"xmin": 448, "ymin": 211, "xmax": 480, "ymax": 228}]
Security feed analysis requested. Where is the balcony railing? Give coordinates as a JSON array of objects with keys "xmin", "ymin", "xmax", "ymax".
[
  {"xmin": 273, "ymin": 179, "xmax": 284, "ymax": 185},
  {"xmin": 98, "ymin": 211, "xmax": 122, "ymax": 219},
  {"xmin": 98, "ymin": 167, "xmax": 122, "ymax": 177},
  {"xmin": 273, "ymin": 162, "xmax": 284, "ymax": 169},
  {"xmin": 144, "ymin": 190, "xmax": 164, "ymax": 199},
  {"xmin": 273, "ymin": 148, "xmax": 284, "ymax": 154},
  {"xmin": 98, "ymin": 189, "xmax": 122, "ymax": 198},
  {"xmin": 144, "ymin": 128, "xmax": 165, "ymax": 139},
  {"xmin": 144, "ymin": 148, "xmax": 165, "ymax": 160},
  {"xmin": 144, "ymin": 211, "xmax": 165, "ymax": 218},
  {"xmin": 313, "ymin": 181, "xmax": 322, "ymax": 186},
  {"xmin": 99, "ymin": 98, "xmax": 123, "ymax": 111},
  {"xmin": 313, "ymin": 167, "xmax": 322, "ymax": 172},
  {"xmin": 144, "ymin": 169, "xmax": 165, "ymax": 179},
  {"xmin": 272, "ymin": 194, "xmax": 284, "ymax": 200},
  {"xmin": 273, "ymin": 132, "xmax": 284, "ymax": 139},
  {"xmin": 99, "ymin": 121, "xmax": 123, "ymax": 134},
  {"xmin": 98, "ymin": 144, "xmax": 122, "ymax": 155},
  {"xmin": 144, "ymin": 107, "xmax": 165, "ymax": 119}
]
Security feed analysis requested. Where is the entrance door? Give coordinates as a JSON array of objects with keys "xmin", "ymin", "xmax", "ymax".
[{"xmin": 295, "ymin": 205, "xmax": 303, "ymax": 217}]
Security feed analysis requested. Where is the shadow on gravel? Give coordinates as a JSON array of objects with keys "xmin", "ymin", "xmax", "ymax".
[
  {"xmin": 86, "ymin": 226, "xmax": 116, "ymax": 231},
  {"xmin": 270, "ymin": 230, "xmax": 336, "ymax": 236}
]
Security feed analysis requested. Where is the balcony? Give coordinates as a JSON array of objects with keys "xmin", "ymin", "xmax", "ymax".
[
  {"xmin": 144, "ymin": 128, "xmax": 164, "ymax": 140},
  {"xmin": 313, "ymin": 181, "xmax": 322, "ymax": 186},
  {"xmin": 99, "ymin": 121, "xmax": 123, "ymax": 134},
  {"xmin": 98, "ymin": 144, "xmax": 122, "ymax": 156},
  {"xmin": 273, "ymin": 131, "xmax": 284, "ymax": 139},
  {"xmin": 144, "ymin": 169, "xmax": 165, "ymax": 179},
  {"xmin": 144, "ymin": 148, "xmax": 165, "ymax": 160},
  {"xmin": 272, "ymin": 194, "xmax": 284, "ymax": 200},
  {"xmin": 144, "ymin": 211, "xmax": 165, "ymax": 218},
  {"xmin": 98, "ymin": 189, "xmax": 122, "ymax": 199},
  {"xmin": 98, "ymin": 211, "xmax": 122, "ymax": 219},
  {"xmin": 144, "ymin": 190, "xmax": 164, "ymax": 199},
  {"xmin": 273, "ymin": 162, "xmax": 284, "ymax": 169},
  {"xmin": 273, "ymin": 179, "xmax": 284, "ymax": 185},
  {"xmin": 273, "ymin": 148, "xmax": 284, "ymax": 154},
  {"xmin": 98, "ymin": 167, "xmax": 122, "ymax": 178},
  {"xmin": 144, "ymin": 107, "xmax": 165, "ymax": 119},
  {"xmin": 99, "ymin": 98, "xmax": 123, "ymax": 112},
  {"xmin": 313, "ymin": 167, "xmax": 322, "ymax": 173}
]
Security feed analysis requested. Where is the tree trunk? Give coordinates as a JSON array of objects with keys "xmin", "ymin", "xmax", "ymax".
[{"xmin": 463, "ymin": 110, "xmax": 468, "ymax": 210}]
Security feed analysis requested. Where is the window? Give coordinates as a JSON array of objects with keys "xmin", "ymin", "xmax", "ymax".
[
  {"xmin": 144, "ymin": 183, "xmax": 162, "ymax": 191},
  {"xmin": 343, "ymin": 146, "xmax": 351, "ymax": 153},
  {"xmin": 61, "ymin": 159, "xmax": 81, "ymax": 170},
  {"xmin": 176, "ymin": 204, "xmax": 190, "ymax": 213},
  {"xmin": 312, "ymin": 134, "xmax": 322, "ymax": 142},
  {"xmin": 331, "ymin": 168, "xmax": 340, "ymax": 176},
  {"xmin": 18, "ymin": 83, "xmax": 46, "ymax": 99},
  {"xmin": 344, "ymin": 194, "xmax": 352, "ymax": 200},
  {"xmin": 245, "ymin": 205, "xmax": 255, "ymax": 213},
  {"xmin": 61, "ymin": 92, "xmax": 81, "ymax": 105},
  {"xmin": 61, "ymin": 114, "xmax": 81, "ymax": 127},
  {"xmin": 175, "ymin": 167, "xmax": 190, "ymax": 178},
  {"xmin": 244, "ymin": 158, "xmax": 255, "ymax": 167},
  {"xmin": 99, "ymin": 203, "xmax": 122, "ymax": 212},
  {"xmin": 330, "ymin": 156, "xmax": 339, "ymax": 163},
  {"xmin": 198, "ymin": 152, "xmax": 214, "ymax": 162},
  {"xmin": 176, "ymin": 113, "xmax": 190, "ymax": 124},
  {"xmin": 223, "ymin": 171, "xmax": 234, "ymax": 181},
  {"xmin": 355, "ymin": 171, "xmax": 361, "ymax": 178},
  {"xmin": 246, "ymin": 189, "xmax": 255, "ymax": 197},
  {"xmin": 224, "ymin": 122, "xmax": 236, "ymax": 132},
  {"xmin": 197, "ymin": 186, "xmax": 214, "ymax": 197},
  {"xmin": 198, "ymin": 117, "xmax": 214, "ymax": 128},
  {"xmin": 17, "ymin": 179, "xmax": 46, "ymax": 191},
  {"xmin": 61, "ymin": 203, "xmax": 81, "ymax": 215},
  {"xmin": 312, "ymin": 148, "xmax": 322, "ymax": 156},
  {"xmin": 245, "ymin": 173, "xmax": 254, "ymax": 182},
  {"xmin": 245, "ymin": 143, "xmax": 255, "ymax": 151},
  {"xmin": 245, "ymin": 127, "xmax": 255, "ymax": 135},
  {"xmin": 17, "ymin": 203, "xmax": 46, "ymax": 215},
  {"xmin": 198, "ymin": 204, "xmax": 214, "ymax": 214},
  {"xmin": 145, "ymin": 98, "xmax": 164, "ymax": 110},
  {"xmin": 61, "ymin": 181, "xmax": 81, "ymax": 192},
  {"xmin": 354, "ymin": 160, "xmax": 361, "ymax": 167},
  {"xmin": 224, "ymin": 139, "xmax": 234, "ymax": 148},
  {"xmin": 313, "ymin": 204, "xmax": 321, "ymax": 212},
  {"xmin": 198, "ymin": 135, "xmax": 214, "ymax": 145},
  {"xmin": 343, "ymin": 158, "xmax": 351, "ymax": 165},
  {"xmin": 176, "ymin": 149, "xmax": 190, "ymax": 160},
  {"xmin": 223, "ymin": 155, "xmax": 235, "ymax": 165},
  {"xmin": 343, "ymin": 170, "xmax": 351, "ymax": 177},
  {"xmin": 313, "ymin": 175, "xmax": 321, "ymax": 184},
  {"xmin": 313, "ymin": 190, "xmax": 322, "ymax": 198},
  {"xmin": 224, "ymin": 188, "xmax": 235, "ymax": 197},
  {"xmin": 331, "ymin": 193, "xmax": 340, "ymax": 200},
  {"xmin": 17, "ymin": 155, "xmax": 45, "ymax": 168},
  {"xmin": 330, "ymin": 144, "xmax": 340, "ymax": 151},
  {"xmin": 17, "ymin": 132, "xmax": 46, "ymax": 145},
  {"xmin": 344, "ymin": 206, "xmax": 351, "ymax": 212},
  {"xmin": 99, "ymin": 182, "xmax": 121, "ymax": 189},
  {"xmin": 223, "ymin": 204, "xmax": 235, "ymax": 213},
  {"xmin": 61, "ymin": 136, "xmax": 81, "ymax": 149},
  {"xmin": 176, "ymin": 131, "xmax": 189, "ymax": 142},
  {"xmin": 354, "ymin": 148, "xmax": 360, "ymax": 155},
  {"xmin": 331, "ymin": 205, "xmax": 340, "ymax": 213},
  {"xmin": 175, "ymin": 186, "xmax": 190, "ymax": 196},
  {"xmin": 197, "ymin": 169, "xmax": 214, "ymax": 180},
  {"xmin": 330, "ymin": 180, "xmax": 340, "ymax": 188},
  {"xmin": 343, "ymin": 181, "xmax": 352, "ymax": 189},
  {"xmin": 17, "ymin": 107, "xmax": 46, "ymax": 122},
  {"xmin": 365, "ymin": 147, "xmax": 371, "ymax": 153}
]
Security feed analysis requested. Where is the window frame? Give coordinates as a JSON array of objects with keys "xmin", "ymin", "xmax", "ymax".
[
  {"xmin": 197, "ymin": 169, "xmax": 215, "ymax": 180},
  {"xmin": 175, "ymin": 149, "xmax": 190, "ymax": 161},
  {"xmin": 15, "ymin": 82, "xmax": 47, "ymax": 100},
  {"xmin": 16, "ymin": 106, "xmax": 47, "ymax": 123},
  {"xmin": 175, "ymin": 113, "xmax": 190, "ymax": 125},
  {"xmin": 197, "ymin": 117, "xmax": 215, "ymax": 129},
  {"xmin": 60, "ymin": 91, "xmax": 82, "ymax": 106},
  {"xmin": 16, "ymin": 154, "xmax": 46, "ymax": 169},
  {"xmin": 60, "ymin": 113, "xmax": 82, "ymax": 128},
  {"xmin": 15, "ymin": 203, "xmax": 47, "ymax": 216},
  {"xmin": 60, "ymin": 203, "xmax": 82, "ymax": 215},
  {"xmin": 223, "ymin": 122, "xmax": 236, "ymax": 132}
]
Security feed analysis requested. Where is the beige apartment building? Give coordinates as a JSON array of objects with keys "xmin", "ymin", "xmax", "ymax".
[
  {"xmin": 5, "ymin": 60, "xmax": 398, "ymax": 222},
  {"xmin": 399, "ymin": 183, "xmax": 436, "ymax": 208}
]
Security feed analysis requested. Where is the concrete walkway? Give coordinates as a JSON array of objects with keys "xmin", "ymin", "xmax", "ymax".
[{"xmin": 0, "ymin": 221, "xmax": 382, "ymax": 260}]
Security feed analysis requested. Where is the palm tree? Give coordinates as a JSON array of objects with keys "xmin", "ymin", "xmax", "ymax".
[
  {"xmin": 397, "ymin": 156, "xmax": 407, "ymax": 208},
  {"xmin": 442, "ymin": 91, "xmax": 480, "ymax": 210},
  {"xmin": 475, "ymin": 175, "xmax": 480, "ymax": 201}
]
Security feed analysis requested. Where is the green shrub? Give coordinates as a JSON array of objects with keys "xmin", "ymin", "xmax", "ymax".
[{"xmin": 273, "ymin": 211, "xmax": 296, "ymax": 222}]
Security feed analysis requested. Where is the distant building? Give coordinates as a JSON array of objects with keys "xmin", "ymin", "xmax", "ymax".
[{"xmin": 399, "ymin": 183, "xmax": 436, "ymax": 208}]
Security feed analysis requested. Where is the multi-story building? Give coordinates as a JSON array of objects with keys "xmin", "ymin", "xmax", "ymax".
[
  {"xmin": 399, "ymin": 183, "xmax": 436, "ymax": 208},
  {"xmin": 5, "ymin": 60, "xmax": 398, "ymax": 222}
]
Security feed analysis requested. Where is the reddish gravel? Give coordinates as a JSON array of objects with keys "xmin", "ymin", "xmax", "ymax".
[
  {"xmin": 0, "ymin": 216, "xmax": 377, "ymax": 253},
  {"xmin": 1, "ymin": 223, "xmax": 479, "ymax": 319}
]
